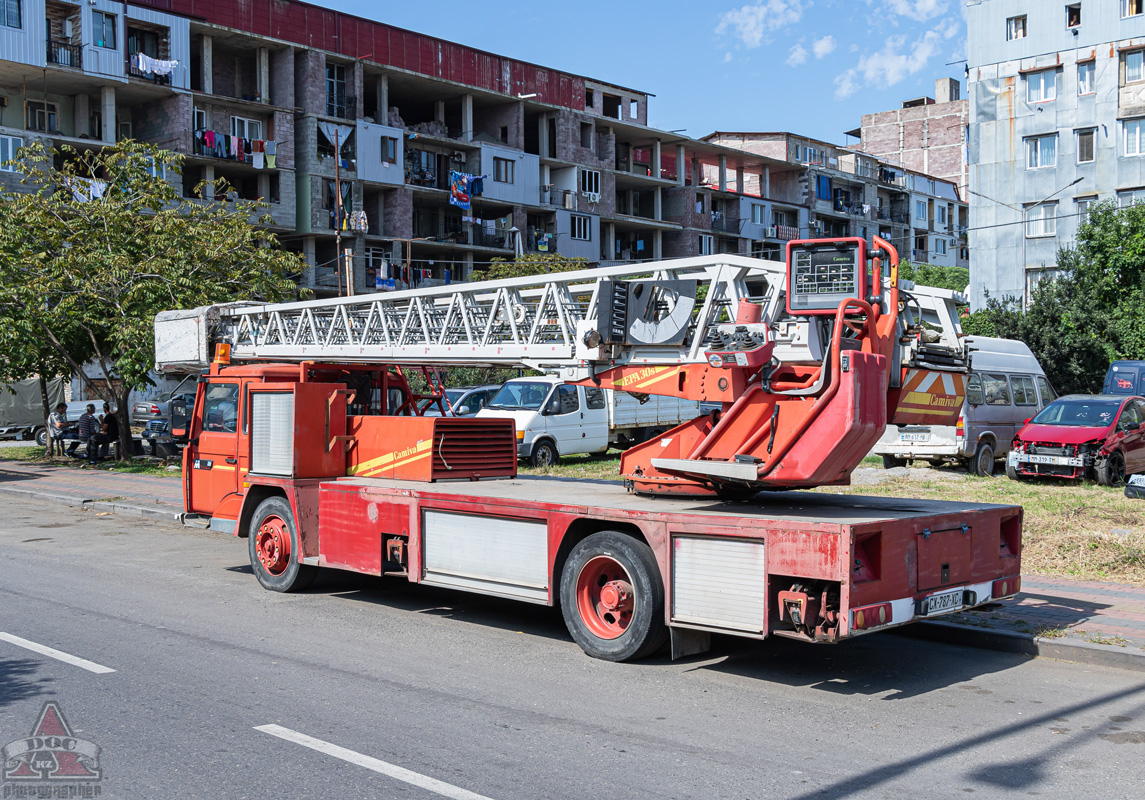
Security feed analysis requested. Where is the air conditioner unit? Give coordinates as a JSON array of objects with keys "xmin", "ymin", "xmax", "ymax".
[
  {"xmin": 452, "ymin": 151, "xmax": 466, "ymax": 160},
  {"xmin": 765, "ymin": 226, "xmax": 778, "ymax": 238},
  {"xmin": 563, "ymin": 193, "xmax": 575, "ymax": 210},
  {"xmin": 586, "ymin": 191, "xmax": 600, "ymax": 204}
]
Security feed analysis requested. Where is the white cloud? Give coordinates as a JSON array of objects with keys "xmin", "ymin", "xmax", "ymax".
[
  {"xmin": 715, "ymin": 0, "xmax": 805, "ymax": 49},
  {"xmin": 786, "ymin": 43, "xmax": 808, "ymax": 66},
  {"xmin": 723, "ymin": 51, "xmax": 735, "ymax": 63},
  {"xmin": 812, "ymin": 35, "xmax": 836, "ymax": 58},
  {"xmin": 886, "ymin": 0, "xmax": 947, "ymax": 21},
  {"xmin": 833, "ymin": 29, "xmax": 942, "ymax": 98}
]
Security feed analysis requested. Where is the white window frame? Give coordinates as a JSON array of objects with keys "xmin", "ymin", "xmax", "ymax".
[
  {"xmin": 193, "ymin": 107, "xmax": 206, "ymax": 131},
  {"xmin": 1006, "ymin": 15, "xmax": 1027, "ymax": 40},
  {"xmin": 579, "ymin": 168, "xmax": 600, "ymax": 195},
  {"xmin": 93, "ymin": 10, "xmax": 117, "ymax": 50},
  {"xmin": 570, "ymin": 213, "xmax": 591, "ymax": 241},
  {"xmin": 1125, "ymin": 118, "xmax": 1145, "ymax": 156},
  {"xmin": 231, "ymin": 115, "xmax": 262, "ymax": 140},
  {"xmin": 1077, "ymin": 128, "xmax": 1096, "ymax": 163},
  {"xmin": 25, "ymin": 100, "xmax": 58, "ymax": 133},
  {"xmin": 1, "ymin": 0, "xmax": 21, "ymax": 30},
  {"xmin": 143, "ymin": 156, "xmax": 166, "ymax": 180},
  {"xmin": 1118, "ymin": 188, "xmax": 1145, "ymax": 206},
  {"xmin": 772, "ymin": 208, "xmax": 791, "ymax": 227},
  {"xmin": 915, "ymin": 199, "xmax": 927, "ymax": 219},
  {"xmin": 751, "ymin": 203, "xmax": 764, "ymax": 225},
  {"xmin": 1027, "ymin": 69, "xmax": 1056, "ymax": 103},
  {"xmin": 1124, "ymin": 0, "xmax": 1143, "ymax": 19},
  {"xmin": 1076, "ymin": 195, "xmax": 1097, "ymax": 220},
  {"xmin": 0, "ymin": 134, "xmax": 22, "ymax": 171},
  {"xmin": 1025, "ymin": 202, "xmax": 1057, "ymax": 238},
  {"xmin": 1077, "ymin": 61, "xmax": 1095, "ymax": 95},
  {"xmin": 935, "ymin": 238, "xmax": 947, "ymax": 256},
  {"xmin": 1026, "ymin": 134, "xmax": 1057, "ymax": 168},
  {"xmin": 493, "ymin": 157, "xmax": 514, "ymax": 184},
  {"xmin": 698, "ymin": 234, "xmax": 714, "ymax": 255},
  {"xmin": 1127, "ymin": 50, "xmax": 1145, "ymax": 84}
]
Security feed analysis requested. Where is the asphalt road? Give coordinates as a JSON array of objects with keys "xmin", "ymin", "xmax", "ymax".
[{"xmin": 1, "ymin": 496, "xmax": 1143, "ymax": 799}]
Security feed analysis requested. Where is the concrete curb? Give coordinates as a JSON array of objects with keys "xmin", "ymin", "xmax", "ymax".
[
  {"xmin": 896, "ymin": 619, "xmax": 1145, "ymax": 673},
  {"xmin": 0, "ymin": 485, "xmax": 92, "ymax": 507},
  {"xmin": 0, "ymin": 484, "xmax": 182, "ymax": 522}
]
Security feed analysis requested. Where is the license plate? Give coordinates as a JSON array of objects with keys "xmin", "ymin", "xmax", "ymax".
[
  {"xmin": 1024, "ymin": 454, "xmax": 1080, "ymax": 466},
  {"xmin": 923, "ymin": 588, "xmax": 964, "ymax": 616},
  {"xmin": 1130, "ymin": 474, "xmax": 1145, "ymax": 486},
  {"xmin": 900, "ymin": 432, "xmax": 929, "ymax": 442}
]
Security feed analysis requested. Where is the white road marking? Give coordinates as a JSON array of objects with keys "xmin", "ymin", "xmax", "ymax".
[
  {"xmin": 254, "ymin": 724, "xmax": 496, "ymax": 800},
  {"xmin": 0, "ymin": 632, "xmax": 115, "ymax": 674}
]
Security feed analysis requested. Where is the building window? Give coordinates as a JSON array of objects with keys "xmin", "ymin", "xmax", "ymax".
[
  {"xmin": 193, "ymin": 107, "xmax": 206, "ymax": 131},
  {"xmin": 1124, "ymin": 0, "xmax": 1143, "ymax": 18},
  {"xmin": 0, "ymin": 135, "xmax": 21, "ymax": 171},
  {"xmin": 1125, "ymin": 118, "xmax": 1145, "ymax": 155},
  {"xmin": 1077, "ymin": 61, "xmax": 1095, "ymax": 95},
  {"xmin": 493, "ymin": 157, "xmax": 514, "ymax": 183},
  {"xmin": 935, "ymin": 238, "xmax": 947, "ymax": 255},
  {"xmin": 1025, "ymin": 203, "xmax": 1057, "ymax": 237},
  {"xmin": 937, "ymin": 205, "xmax": 947, "ymax": 225},
  {"xmin": 93, "ymin": 11, "xmax": 117, "ymax": 49},
  {"xmin": 751, "ymin": 204, "xmax": 765, "ymax": 224},
  {"xmin": 325, "ymin": 63, "xmax": 347, "ymax": 117},
  {"xmin": 1077, "ymin": 128, "xmax": 1096, "ymax": 163},
  {"xmin": 381, "ymin": 136, "xmax": 397, "ymax": 163},
  {"xmin": 231, "ymin": 116, "xmax": 262, "ymax": 140},
  {"xmin": 816, "ymin": 175, "xmax": 831, "ymax": 200},
  {"xmin": 699, "ymin": 234, "xmax": 714, "ymax": 255},
  {"xmin": 1066, "ymin": 4, "xmax": 1081, "ymax": 28},
  {"xmin": 571, "ymin": 214, "xmax": 591, "ymax": 241},
  {"xmin": 1006, "ymin": 15, "xmax": 1027, "ymax": 40},
  {"xmin": 1, "ymin": 0, "xmax": 20, "ymax": 29},
  {"xmin": 1026, "ymin": 69, "xmax": 1056, "ymax": 102},
  {"xmin": 25, "ymin": 101, "xmax": 58, "ymax": 133},
  {"xmin": 1026, "ymin": 134, "xmax": 1057, "ymax": 168},
  {"xmin": 773, "ymin": 209, "xmax": 791, "ymax": 227},
  {"xmin": 1076, "ymin": 195, "xmax": 1097, "ymax": 220},
  {"xmin": 1127, "ymin": 50, "xmax": 1145, "ymax": 84},
  {"xmin": 915, "ymin": 199, "xmax": 927, "ymax": 218},
  {"xmin": 1118, "ymin": 188, "xmax": 1145, "ymax": 206},
  {"xmin": 580, "ymin": 168, "xmax": 600, "ymax": 195},
  {"xmin": 585, "ymin": 88, "xmax": 594, "ymax": 108}
]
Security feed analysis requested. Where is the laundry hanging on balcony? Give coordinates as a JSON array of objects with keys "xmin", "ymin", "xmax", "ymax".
[
  {"xmin": 318, "ymin": 122, "xmax": 355, "ymax": 169},
  {"xmin": 131, "ymin": 53, "xmax": 179, "ymax": 76}
]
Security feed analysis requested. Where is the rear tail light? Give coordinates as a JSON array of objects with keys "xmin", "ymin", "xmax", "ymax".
[
  {"xmin": 992, "ymin": 577, "xmax": 1021, "ymax": 599},
  {"xmin": 955, "ymin": 416, "xmax": 964, "ymax": 438},
  {"xmin": 850, "ymin": 602, "xmax": 893, "ymax": 631},
  {"xmin": 152, "ymin": 405, "xmax": 161, "ymax": 414}
]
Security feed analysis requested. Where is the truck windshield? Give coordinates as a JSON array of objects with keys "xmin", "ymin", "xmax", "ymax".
[
  {"xmin": 1030, "ymin": 398, "xmax": 1122, "ymax": 427},
  {"xmin": 488, "ymin": 382, "xmax": 551, "ymax": 410}
]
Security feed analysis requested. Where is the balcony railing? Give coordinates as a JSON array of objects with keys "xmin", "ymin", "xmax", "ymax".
[
  {"xmin": 47, "ymin": 40, "xmax": 82, "ymax": 69},
  {"xmin": 710, "ymin": 214, "xmax": 742, "ymax": 234},
  {"xmin": 326, "ymin": 94, "xmax": 357, "ymax": 120},
  {"xmin": 542, "ymin": 187, "xmax": 576, "ymax": 209},
  {"xmin": 127, "ymin": 62, "xmax": 171, "ymax": 85}
]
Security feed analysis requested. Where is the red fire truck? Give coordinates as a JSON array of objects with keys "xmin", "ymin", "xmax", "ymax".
[{"xmin": 154, "ymin": 238, "xmax": 1021, "ymax": 661}]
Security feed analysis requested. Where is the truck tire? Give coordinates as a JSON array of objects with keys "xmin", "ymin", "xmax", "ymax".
[
  {"xmin": 248, "ymin": 496, "xmax": 317, "ymax": 593},
  {"xmin": 1097, "ymin": 451, "xmax": 1126, "ymax": 487},
  {"xmin": 529, "ymin": 440, "xmax": 558, "ymax": 468},
  {"xmin": 971, "ymin": 442, "xmax": 995, "ymax": 477},
  {"xmin": 560, "ymin": 531, "xmax": 667, "ymax": 662},
  {"xmin": 34, "ymin": 427, "xmax": 48, "ymax": 447},
  {"xmin": 881, "ymin": 455, "xmax": 907, "ymax": 469}
]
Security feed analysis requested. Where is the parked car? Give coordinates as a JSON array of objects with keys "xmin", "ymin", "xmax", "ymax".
[
  {"xmin": 422, "ymin": 385, "xmax": 502, "ymax": 417},
  {"xmin": 873, "ymin": 337, "xmax": 1055, "ymax": 476},
  {"xmin": 132, "ymin": 379, "xmax": 197, "ymax": 426},
  {"xmin": 1006, "ymin": 394, "xmax": 1145, "ymax": 486},
  {"xmin": 1104, "ymin": 361, "xmax": 1145, "ymax": 396}
]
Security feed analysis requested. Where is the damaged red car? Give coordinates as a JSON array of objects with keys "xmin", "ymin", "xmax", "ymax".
[{"xmin": 1006, "ymin": 395, "xmax": 1145, "ymax": 486}]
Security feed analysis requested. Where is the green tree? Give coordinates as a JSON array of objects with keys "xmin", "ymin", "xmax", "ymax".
[
  {"xmin": 0, "ymin": 140, "xmax": 304, "ymax": 459},
  {"xmin": 475, "ymin": 252, "xmax": 590, "ymax": 282},
  {"xmin": 898, "ymin": 260, "xmax": 970, "ymax": 294}
]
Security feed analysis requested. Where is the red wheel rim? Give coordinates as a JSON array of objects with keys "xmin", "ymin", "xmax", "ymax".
[
  {"xmin": 575, "ymin": 555, "xmax": 635, "ymax": 640},
  {"xmin": 255, "ymin": 516, "xmax": 291, "ymax": 576}
]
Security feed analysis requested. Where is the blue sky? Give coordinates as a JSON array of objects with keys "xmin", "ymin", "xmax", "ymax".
[{"xmin": 329, "ymin": 1, "xmax": 967, "ymax": 146}]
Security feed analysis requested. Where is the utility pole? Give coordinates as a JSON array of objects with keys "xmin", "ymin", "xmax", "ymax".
[{"xmin": 334, "ymin": 129, "xmax": 343, "ymax": 296}]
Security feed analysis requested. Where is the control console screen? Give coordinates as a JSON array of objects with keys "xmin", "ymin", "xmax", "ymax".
[{"xmin": 785, "ymin": 238, "xmax": 867, "ymax": 316}]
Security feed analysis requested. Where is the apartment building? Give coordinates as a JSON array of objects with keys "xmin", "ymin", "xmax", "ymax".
[
  {"xmin": 0, "ymin": 0, "xmax": 813, "ymax": 297},
  {"xmin": 851, "ymin": 77, "xmax": 969, "ymax": 200},
  {"xmin": 967, "ymin": 0, "xmax": 1145, "ymax": 307},
  {"xmin": 703, "ymin": 132, "xmax": 968, "ymax": 270}
]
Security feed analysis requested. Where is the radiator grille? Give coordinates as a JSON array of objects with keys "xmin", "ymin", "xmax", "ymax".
[
  {"xmin": 251, "ymin": 392, "xmax": 294, "ymax": 475},
  {"xmin": 432, "ymin": 418, "xmax": 517, "ymax": 478}
]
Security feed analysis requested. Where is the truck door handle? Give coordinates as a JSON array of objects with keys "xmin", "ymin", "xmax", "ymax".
[{"xmin": 225, "ymin": 457, "xmax": 237, "ymax": 464}]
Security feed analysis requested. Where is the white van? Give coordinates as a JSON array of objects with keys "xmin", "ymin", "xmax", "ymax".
[
  {"xmin": 477, "ymin": 375, "xmax": 701, "ymax": 466},
  {"xmin": 873, "ymin": 337, "xmax": 1055, "ymax": 476}
]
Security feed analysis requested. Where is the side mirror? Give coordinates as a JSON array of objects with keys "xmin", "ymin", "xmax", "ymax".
[
  {"xmin": 170, "ymin": 397, "xmax": 190, "ymax": 440},
  {"xmin": 456, "ymin": 405, "xmax": 470, "ymax": 416},
  {"xmin": 545, "ymin": 397, "xmax": 562, "ymax": 415}
]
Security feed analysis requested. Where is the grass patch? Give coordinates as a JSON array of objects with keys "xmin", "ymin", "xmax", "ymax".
[
  {"xmin": 0, "ymin": 445, "xmax": 178, "ymax": 478},
  {"xmin": 519, "ymin": 452, "xmax": 624, "ymax": 481},
  {"xmin": 1086, "ymin": 633, "xmax": 1131, "ymax": 647}
]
